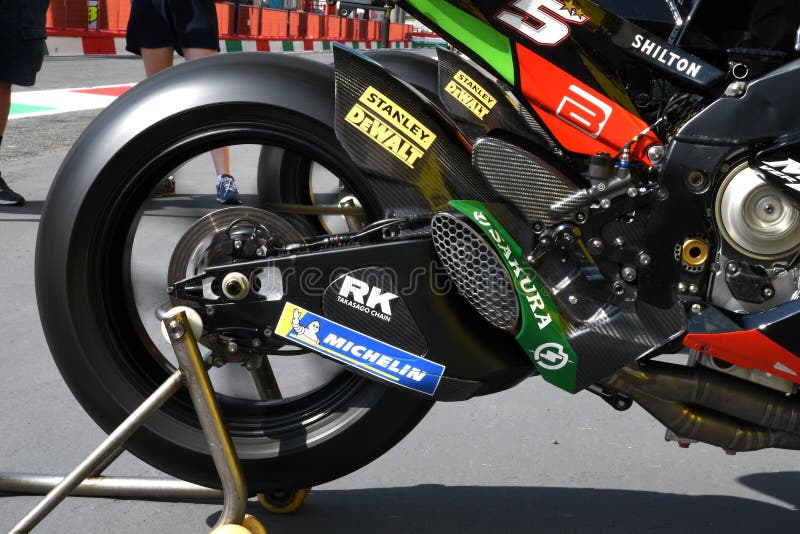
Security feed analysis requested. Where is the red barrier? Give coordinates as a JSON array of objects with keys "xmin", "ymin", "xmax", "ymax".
[
  {"xmin": 105, "ymin": 0, "xmax": 131, "ymax": 31},
  {"xmin": 216, "ymin": 2, "xmax": 234, "ymax": 35},
  {"xmin": 306, "ymin": 13, "xmax": 324, "ymax": 39},
  {"xmin": 260, "ymin": 9, "xmax": 289, "ymax": 39},
  {"xmin": 288, "ymin": 10, "xmax": 301, "ymax": 39},
  {"xmin": 236, "ymin": 5, "xmax": 260, "ymax": 37},
  {"xmin": 343, "ymin": 18, "xmax": 355, "ymax": 40},
  {"xmin": 47, "ymin": 0, "xmax": 93, "ymax": 30},
  {"xmin": 324, "ymin": 14, "xmax": 340, "ymax": 39},
  {"xmin": 356, "ymin": 20, "xmax": 368, "ymax": 41},
  {"xmin": 46, "ymin": 1, "xmax": 414, "ymax": 44}
]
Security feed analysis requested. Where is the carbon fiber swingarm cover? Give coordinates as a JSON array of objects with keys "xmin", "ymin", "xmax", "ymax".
[{"xmin": 333, "ymin": 44, "xmax": 495, "ymax": 212}]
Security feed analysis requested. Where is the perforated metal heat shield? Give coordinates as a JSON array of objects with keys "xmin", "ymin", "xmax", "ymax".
[{"xmin": 431, "ymin": 213, "xmax": 520, "ymax": 332}]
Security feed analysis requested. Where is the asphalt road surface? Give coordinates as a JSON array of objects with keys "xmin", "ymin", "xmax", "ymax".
[{"xmin": 1, "ymin": 53, "xmax": 800, "ymax": 534}]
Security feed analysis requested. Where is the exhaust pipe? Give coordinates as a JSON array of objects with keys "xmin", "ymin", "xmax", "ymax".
[{"xmin": 606, "ymin": 361, "xmax": 800, "ymax": 451}]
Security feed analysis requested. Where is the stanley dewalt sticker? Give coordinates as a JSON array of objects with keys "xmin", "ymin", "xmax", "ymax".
[
  {"xmin": 345, "ymin": 86, "xmax": 436, "ymax": 169},
  {"xmin": 444, "ymin": 70, "xmax": 497, "ymax": 119}
]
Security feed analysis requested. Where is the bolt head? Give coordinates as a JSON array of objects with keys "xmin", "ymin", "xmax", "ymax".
[
  {"xmin": 168, "ymin": 321, "xmax": 185, "ymax": 340},
  {"xmin": 252, "ymin": 338, "xmax": 262, "ymax": 348},
  {"xmin": 575, "ymin": 212, "xmax": 586, "ymax": 223},
  {"xmin": 621, "ymin": 266, "xmax": 637, "ymax": 282},
  {"xmin": 726, "ymin": 262, "xmax": 739, "ymax": 274},
  {"xmin": 600, "ymin": 198, "xmax": 611, "ymax": 209},
  {"xmin": 638, "ymin": 253, "xmax": 651, "ymax": 266},
  {"xmin": 627, "ymin": 187, "xmax": 638, "ymax": 198},
  {"xmin": 614, "ymin": 237, "xmax": 625, "ymax": 247},
  {"xmin": 227, "ymin": 341, "xmax": 238, "ymax": 353},
  {"xmin": 647, "ymin": 145, "xmax": 665, "ymax": 162},
  {"xmin": 688, "ymin": 284, "xmax": 699, "ymax": 294},
  {"xmin": 205, "ymin": 305, "xmax": 215, "ymax": 316},
  {"xmin": 568, "ymin": 295, "xmax": 578, "ymax": 304},
  {"xmin": 763, "ymin": 287, "xmax": 775, "ymax": 298},
  {"xmin": 690, "ymin": 303, "xmax": 703, "ymax": 314},
  {"xmin": 263, "ymin": 327, "xmax": 274, "ymax": 337}
]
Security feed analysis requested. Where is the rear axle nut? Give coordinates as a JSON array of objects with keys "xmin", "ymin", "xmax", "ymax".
[{"xmin": 222, "ymin": 272, "xmax": 251, "ymax": 301}]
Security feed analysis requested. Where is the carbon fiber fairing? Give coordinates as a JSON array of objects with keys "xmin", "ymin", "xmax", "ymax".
[
  {"xmin": 323, "ymin": 267, "xmax": 429, "ymax": 356},
  {"xmin": 472, "ymin": 135, "xmax": 582, "ymax": 225},
  {"xmin": 436, "ymin": 47, "xmax": 532, "ymax": 143},
  {"xmin": 333, "ymin": 44, "xmax": 495, "ymax": 213}
]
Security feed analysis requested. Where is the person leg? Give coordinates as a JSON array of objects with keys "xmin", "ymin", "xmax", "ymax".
[
  {"xmin": 140, "ymin": 47, "xmax": 175, "ymax": 77},
  {"xmin": 0, "ymin": 81, "xmax": 10, "ymax": 139},
  {"xmin": 0, "ymin": 81, "xmax": 24, "ymax": 206},
  {"xmin": 183, "ymin": 47, "xmax": 240, "ymax": 204}
]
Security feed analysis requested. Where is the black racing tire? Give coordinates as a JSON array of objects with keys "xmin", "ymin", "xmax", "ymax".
[{"xmin": 35, "ymin": 56, "xmax": 434, "ymax": 492}]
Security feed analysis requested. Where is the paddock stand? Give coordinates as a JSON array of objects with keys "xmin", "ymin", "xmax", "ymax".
[{"xmin": 0, "ymin": 308, "xmax": 301, "ymax": 533}]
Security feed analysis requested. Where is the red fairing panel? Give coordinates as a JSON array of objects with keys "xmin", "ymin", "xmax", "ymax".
[
  {"xmin": 683, "ymin": 330, "xmax": 800, "ymax": 384},
  {"xmin": 516, "ymin": 44, "xmax": 661, "ymax": 164}
]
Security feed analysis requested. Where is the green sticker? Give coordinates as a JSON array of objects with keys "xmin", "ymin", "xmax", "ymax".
[{"xmin": 449, "ymin": 200, "xmax": 578, "ymax": 392}]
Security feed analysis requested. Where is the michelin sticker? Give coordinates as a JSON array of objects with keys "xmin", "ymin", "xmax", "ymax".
[{"xmin": 276, "ymin": 303, "xmax": 444, "ymax": 396}]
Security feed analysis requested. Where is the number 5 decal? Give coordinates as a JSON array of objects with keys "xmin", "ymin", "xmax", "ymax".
[{"xmin": 496, "ymin": 0, "xmax": 589, "ymax": 46}]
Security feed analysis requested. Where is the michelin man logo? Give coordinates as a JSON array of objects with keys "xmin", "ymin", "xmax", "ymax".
[
  {"xmin": 533, "ymin": 342, "xmax": 569, "ymax": 370},
  {"xmin": 292, "ymin": 308, "xmax": 320, "ymax": 344}
]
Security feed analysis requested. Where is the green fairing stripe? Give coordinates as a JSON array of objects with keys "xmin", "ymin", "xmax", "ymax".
[
  {"xmin": 404, "ymin": 0, "xmax": 515, "ymax": 85},
  {"xmin": 450, "ymin": 200, "xmax": 578, "ymax": 392}
]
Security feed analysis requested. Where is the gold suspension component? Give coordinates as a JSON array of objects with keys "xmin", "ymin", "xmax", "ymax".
[{"xmin": 681, "ymin": 238, "xmax": 709, "ymax": 267}]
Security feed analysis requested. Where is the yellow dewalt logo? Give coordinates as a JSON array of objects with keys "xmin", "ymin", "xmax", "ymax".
[
  {"xmin": 444, "ymin": 70, "xmax": 497, "ymax": 119},
  {"xmin": 345, "ymin": 86, "xmax": 436, "ymax": 168}
]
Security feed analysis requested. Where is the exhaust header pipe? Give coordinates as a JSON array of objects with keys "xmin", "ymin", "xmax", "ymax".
[{"xmin": 606, "ymin": 361, "xmax": 800, "ymax": 451}]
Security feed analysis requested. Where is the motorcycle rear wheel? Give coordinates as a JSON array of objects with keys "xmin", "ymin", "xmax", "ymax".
[{"xmin": 36, "ymin": 94, "xmax": 433, "ymax": 491}]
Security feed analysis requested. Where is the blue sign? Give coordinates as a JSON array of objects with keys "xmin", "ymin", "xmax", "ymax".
[{"xmin": 275, "ymin": 303, "xmax": 444, "ymax": 396}]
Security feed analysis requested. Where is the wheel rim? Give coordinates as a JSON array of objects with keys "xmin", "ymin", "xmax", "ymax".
[{"xmin": 90, "ymin": 116, "xmax": 381, "ymax": 457}]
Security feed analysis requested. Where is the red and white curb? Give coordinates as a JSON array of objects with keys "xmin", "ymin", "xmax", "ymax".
[{"xmin": 9, "ymin": 84, "xmax": 133, "ymax": 120}]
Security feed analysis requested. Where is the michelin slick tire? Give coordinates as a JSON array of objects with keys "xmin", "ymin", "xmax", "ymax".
[{"xmin": 35, "ymin": 53, "xmax": 433, "ymax": 492}]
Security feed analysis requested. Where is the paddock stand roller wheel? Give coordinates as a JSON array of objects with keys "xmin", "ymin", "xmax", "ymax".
[
  {"xmin": 210, "ymin": 515, "xmax": 267, "ymax": 534},
  {"xmin": 258, "ymin": 488, "xmax": 312, "ymax": 514}
]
